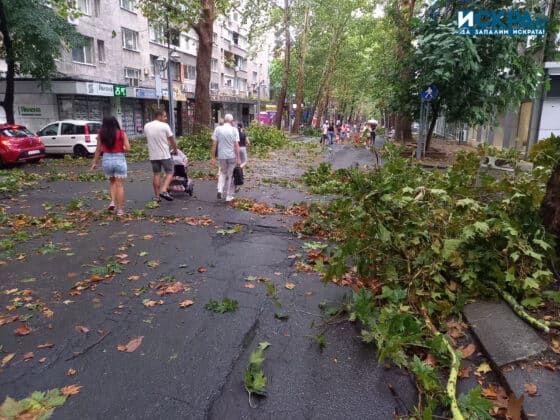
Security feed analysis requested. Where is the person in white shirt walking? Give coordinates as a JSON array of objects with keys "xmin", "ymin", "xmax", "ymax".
[
  {"xmin": 210, "ymin": 114, "xmax": 241, "ymax": 202},
  {"xmin": 144, "ymin": 110, "xmax": 178, "ymax": 202}
]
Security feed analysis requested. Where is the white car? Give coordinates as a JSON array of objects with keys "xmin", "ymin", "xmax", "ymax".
[{"xmin": 37, "ymin": 120, "xmax": 101, "ymax": 157}]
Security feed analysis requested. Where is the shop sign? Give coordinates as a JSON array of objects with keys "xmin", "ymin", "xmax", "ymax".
[
  {"xmin": 113, "ymin": 85, "xmax": 127, "ymax": 97},
  {"xmin": 86, "ymin": 82, "xmax": 114, "ymax": 97},
  {"xmin": 18, "ymin": 105, "xmax": 42, "ymax": 117},
  {"xmin": 135, "ymin": 88, "xmax": 157, "ymax": 99}
]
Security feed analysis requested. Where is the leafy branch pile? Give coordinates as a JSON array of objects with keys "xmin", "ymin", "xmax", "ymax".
[
  {"xmin": 244, "ymin": 341, "xmax": 270, "ymax": 407},
  {"xmin": 245, "ymin": 122, "xmax": 288, "ymax": 157},
  {"xmin": 298, "ymin": 143, "xmax": 558, "ymax": 417},
  {"xmin": 0, "ymin": 169, "xmax": 41, "ymax": 194}
]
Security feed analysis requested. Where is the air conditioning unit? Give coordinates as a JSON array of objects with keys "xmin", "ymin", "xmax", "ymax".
[{"xmin": 143, "ymin": 68, "xmax": 150, "ymax": 76}]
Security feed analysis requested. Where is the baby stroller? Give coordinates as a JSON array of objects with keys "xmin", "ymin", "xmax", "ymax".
[{"xmin": 169, "ymin": 149, "xmax": 194, "ymax": 196}]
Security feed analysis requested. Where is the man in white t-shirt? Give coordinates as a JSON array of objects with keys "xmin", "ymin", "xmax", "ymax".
[
  {"xmin": 144, "ymin": 110, "xmax": 178, "ymax": 202},
  {"xmin": 210, "ymin": 113, "xmax": 240, "ymax": 202}
]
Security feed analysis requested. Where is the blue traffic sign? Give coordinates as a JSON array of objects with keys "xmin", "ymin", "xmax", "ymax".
[{"xmin": 421, "ymin": 85, "xmax": 439, "ymax": 102}]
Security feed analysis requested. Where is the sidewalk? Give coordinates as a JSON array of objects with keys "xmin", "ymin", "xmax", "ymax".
[{"xmin": 464, "ymin": 300, "xmax": 560, "ymax": 418}]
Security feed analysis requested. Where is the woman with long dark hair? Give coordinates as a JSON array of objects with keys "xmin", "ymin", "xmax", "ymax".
[{"xmin": 91, "ymin": 116, "xmax": 130, "ymax": 216}]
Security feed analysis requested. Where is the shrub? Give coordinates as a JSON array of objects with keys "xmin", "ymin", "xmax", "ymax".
[
  {"xmin": 177, "ymin": 128, "xmax": 213, "ymax": 161},
  {"xmin": 528, "ymin": 133, "xmax": 560, "ymax": 168},
  {"xmin": 302, "ymin": 126, "xmax": 322, "ymax": 137},
  {"xmin": 245, "ymin": 122, "xmax": 288, "ymax": 156}
]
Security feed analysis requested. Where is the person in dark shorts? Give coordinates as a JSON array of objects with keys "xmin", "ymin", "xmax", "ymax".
[{"xmin": 144, "ymin": 110, "xmax": 178, "ymax": 202}]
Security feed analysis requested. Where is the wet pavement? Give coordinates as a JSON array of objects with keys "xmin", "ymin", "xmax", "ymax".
[{"xmin": 0, "ymin": 136, "xmax": 417, "ymax": 419}]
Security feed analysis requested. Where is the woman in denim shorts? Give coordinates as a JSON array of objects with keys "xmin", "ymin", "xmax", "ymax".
[{"xmin": 91, "ymin": 116, "xmax": 131, "ymax": 216}]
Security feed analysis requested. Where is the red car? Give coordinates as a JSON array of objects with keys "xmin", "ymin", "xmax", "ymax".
[{"xmin": 0, "ymin": 124, "xmax": 46, "ymax": 167}]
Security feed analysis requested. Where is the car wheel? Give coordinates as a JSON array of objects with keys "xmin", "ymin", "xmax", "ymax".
[
  {"xmin": 0, "ymin": 157, "xmax": 5, "ymax": 169},
  {"xmin": 73, "ymin": 145, "xmax": 90, "ymax": 158},
  {"xmin": 29, "ymin": 158, "xmax": 42, "ymax": 164}
]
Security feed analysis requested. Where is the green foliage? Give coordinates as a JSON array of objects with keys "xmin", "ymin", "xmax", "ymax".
[
  {"xmin": 127, "ymin": 139, "xmax": 150, "ymax": 162},
  {"xmin": 302, "ymin": 126, "xmax": 322, "ymax": 137},
  {"xmin": 0, "ymin": 170, "xmax": 41, "ymax": 194},
  {"xmin": 205, "ymin": 297, "xmax": 239, "ymax": 313},
  {"xmin": 298, "ymin": 143, "xmax": 556, "ymax": 416},
  {"xmin": 89, "ymin": 258, "xmax": 124, "ymax": 276},
  {"xmin": 528, "ymin": 134, "xmax": 560, "ymax": 169},
  {"xmin": 177, "ymin": 129, "xmax": 213, "ymax": 161},
  {"xmin": 245, "ymin": 122, "xmax": 288, "ymax": 156},
  {"xmin": 244, "ymin": 341, "xmax": 270, "ymax": 398},
  {"xmin": 0, "ymin": 388, "xmax": 68, "ymax": 419},
  {"xmin": 457, "ymin": 388, "xmax": 494, "ymax": 420}
]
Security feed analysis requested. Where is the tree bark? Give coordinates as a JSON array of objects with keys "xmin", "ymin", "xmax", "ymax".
[
  {"xmin": 0, "ymin": 0, "xmax": 15, "ymax": 124},
  {"xmin": 425, "ymin": 101, "xmax": 440, "ymax": 152},
  {"xmin": 276, "ymin": 0, "xmax": 290, "ymax": 130},
  {"xmin": 541, "ymin": 159, "xmax": 560, "ymax": 236},
  {"xmin": 291, "ymin": 6, "xmax": 309, "ymax": 134},
  {"xmin": 192, "ymin": 0, "xmax": 215, "ymax": 133}
]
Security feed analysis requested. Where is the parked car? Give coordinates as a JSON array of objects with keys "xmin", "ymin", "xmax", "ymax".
[
  {"xmin": 0, "ymin": 124, "xmax": 46, "ymax": 167},
  {"xmin": 37, "ymin": 120, "xmax": 101, "ymax": 157}
]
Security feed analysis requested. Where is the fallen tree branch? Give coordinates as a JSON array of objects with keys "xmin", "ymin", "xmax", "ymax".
[
  {"xmin": 490, "ymin": 283, "xmax": 551, "ymax": 333},
  {"xmin": 65, "ymin": 329, "xmax": 111, "ymax": 361},
  {"xmin": 421, "ymin": 306, "xmax": 464, "ymax": 420}
]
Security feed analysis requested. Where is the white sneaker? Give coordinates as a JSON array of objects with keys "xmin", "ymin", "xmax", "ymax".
[{"xmin": 225, "ymin": 196, "xmax": 234, "ymax": 202}]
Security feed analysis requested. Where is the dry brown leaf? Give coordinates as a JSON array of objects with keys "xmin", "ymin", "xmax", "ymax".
[
  {"xmin": 179, "ymin": 299, "xmax": 194, "ymax": 308},
  {"xmin": 67, "ymin": 272, "xmax": 79, "ymax": 278},
  {"xmin": 0, "ymin": 314, "xmax": 19, "ymax": 326},
  {"xmin": 14, "ymin": 324, "xmax": 31, "ymax": 336},
  {"xmin": 23, "ymin": 352, "xmax": 34, "ymax": 361},
  {"xmin": 458, "ymin": 366, "xmax": 472, "ymax": 379},
  {"xmin": 61, "ymin": 384, "xmax": 82, "ymax": 396},
  {"xmin": 551, "ymin": 339, "xmax": 560, "ymax": 354},
  {"xmin": 536, "ymin": 361, "xmax": 556, "ymax": 371},
  {"xmin": 476, "ymin": 362, "xmax": 492, "ymax": 375},
  {"xmin": 128, "ymin": 275, "xmax": 140, "ymax": 281},
  {"xmin": 37, "ymin": 343, "xmax": 55, "ymax": 349},
  {"xmin": 458, "ymin": 343, "xmax": 476, "ymax": 359},
  {"xmin": 67, "ymin": 368, "xmax": 77, "ymax": 376},
  {"xmin": 115, "ymin": 253, "xmax": 128, "ymax": 259},
  {"xmin": 117, "ymin": 345, "xmax": 127, "ymax": 352},
  {"xmin": 197, "ymin": 266, "xmax": 207, "ymax": 273},
  {"xmin": 284, "ymin": 282, "xmax": 296, "ymax": 290},
  {"xmin": 524, "ymin": 383, "xmax": 538, "ymax": 396},
  {"xmin": 38, "ymin": 357, "xmax": 47, "ymax": 363},
  {"xmin": 1, "ymin": 353, "xmax": 15, "ymax": 367},
  {"xmin": 481, "ymin": 384, "xmax": 499, "ymax": 399},
  {"xmin": 156, "ymin": 281, "xmax": 185, "ymax": 296},
  {"xmin": 75, "ymin": 325, "xmax": 89, "ymax": 333},
  {"xmin": 424, "ymin": 354, "xmax": 437, "ymax": 367},
  {"xmin": 4, "ymin": 288, "xmax": 19, "ymax": 295},
  {"xmin": 42, "ymin": 308, "xmax": 54, "ymax": 318},
  {"xmin": 143, "ymin": 234, "xmax": 153, "ymax": 240},
  {"xmin": 274, "ymin": 272, "xmax": 282, "ymax": 276},
  {"xmin": 446, "ymin": 319, "xmax": 464, "ymax": 339},
  {"xmin": 126, "ymin": 336, "xmax": 144, "ymax": 352},
  {"xmin": 244, "ymin": 282, "xmax": 255, "ymax": 289},
  {"xmin": 90, "ymin": 274, "xmax": 104, "ymax": 282},
  {"xmin": 506, "ymin": 394, "xmax": 524, "ymax": 420}
]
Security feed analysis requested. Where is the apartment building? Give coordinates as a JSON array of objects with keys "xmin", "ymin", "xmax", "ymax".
[{"xmin": 0, "ymin": 0, "xmax": 270, "ymax": 136}]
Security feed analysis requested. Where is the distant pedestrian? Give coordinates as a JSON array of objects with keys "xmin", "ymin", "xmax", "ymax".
[
  {"xmin": 321, "ymin": 120, "xmax": 328, "ymax": 145},
  {"xmin": 327, "ymin": 121, "xmax": 335, "ymax": 146},
  {"xmin": 91, "ymin": 116, "xmax": 131, "ymax": 217},
  {"xmin": 237, "ymin": 123, "xmax": 250, "ymax": 168},
  {"xmin": 210, "ymin": 114, "xmax": 241, "ymax": 202},
  {"xmin": 144, "ymin": 110, "xmax": 178, "ymax": 202}
]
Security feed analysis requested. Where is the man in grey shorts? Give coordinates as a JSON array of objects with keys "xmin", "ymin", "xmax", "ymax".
[{"xmin": 144, "ymin": 110, "xmax": 178, "ymax": 202}]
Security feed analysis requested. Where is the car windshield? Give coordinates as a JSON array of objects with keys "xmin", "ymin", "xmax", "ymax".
[{"xmin": 0, "ymin": 127, "xmax": 34, "ymax": 138}]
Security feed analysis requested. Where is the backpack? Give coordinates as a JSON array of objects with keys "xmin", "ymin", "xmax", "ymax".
[{"xmin": 233, "ymin": 165, "xmax": 244, "ymax": 186}]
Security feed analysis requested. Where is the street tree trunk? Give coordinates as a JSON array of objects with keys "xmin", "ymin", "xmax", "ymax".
[
  {"xmin": 192, "ymin": 0, "xmax": 215, "ymax": 133},
  {"xmin": 291, "ymin": 6, "xmax": 309, "ymax": 134},
  {"xmin": 276, "ymin": 0, "xmax": 290, "ymax": 131},
  {"xmin": 425, "ymin": 101, "xmax": 440, "ymax": 152},
  {"xmin": 0, "ymin": 0, "xmax": 15, "ymax": 124}
]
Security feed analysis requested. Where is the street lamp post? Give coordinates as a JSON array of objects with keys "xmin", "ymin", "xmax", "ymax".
[{"xmin": 156, "ymin": 52, "xmax": 179, "ymax": 135}]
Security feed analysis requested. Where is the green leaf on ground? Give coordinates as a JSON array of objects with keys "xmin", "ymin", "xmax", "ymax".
[{"xmin": 205, "ymin": 298, "xmax": 239, "ymax": 313}]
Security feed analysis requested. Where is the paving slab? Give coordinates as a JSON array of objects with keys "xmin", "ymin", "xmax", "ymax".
[
  {"xmin": 463, "ymin": 301, "xmax": 548, "ymax": 367},
  {"xmin": 502, "ymin": 364, "xmax": 560, "ymax": 419}
]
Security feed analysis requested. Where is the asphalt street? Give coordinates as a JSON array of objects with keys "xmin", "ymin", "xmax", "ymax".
[{"xmin": 0, "ymin": 138, "xmax": 418, "ymax": 419}]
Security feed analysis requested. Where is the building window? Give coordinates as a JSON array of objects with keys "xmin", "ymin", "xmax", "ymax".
[
  {"xmin": 210, "ymin": 82, "xmax": 219, "ymax": 92},
  {"xmin": 120, "ymin": 0, "xmax": 134, "ymax": 12},
  {"xmin": 124, "ymin": 67, "xmax": 141, "ymax": 87},
  {"xmin": 252, "ymin": 71, "xmax": 257, "ymax": 81},
  {"xmin": 213, "ymin": 32, "xmax": 218, "ymax": 46},
  {"xmin": 93, "ymin": 0, "xmax": 100, "ymax": 16},
  {"xmin": 172, "ymin": 62, "xmax": 181, "ymax": 81},
  {"xmin": 150, "ymin": 55, "xmax": 166, "ymax": 79},
  {"xmin": 232, "ymin": 32, "xmax": 239, "ymax": 46},
  {"xmin": 211, "ymin": 58, "xmax": 218, "ymax": 72},
  {"xmin": 97, "ymin": 40, "xmax": 105, "ymax": 62},
  {"xmin": 185, "ymin": 65, "xmax": 196, "ymax": 80},
  {"xmin": 77, "ymin": 0, "xmax": 90, "ymax": 15},
  {"xmin": 122, "ymin": 28, "xmax": 139, "ymax": 51},
  {"xmin": 149, "ymin": 25, "xmax": 165, "ymax": 44},
  {"xmin": 72, "ymin": 37, "xmax": 94, "ymax": 64}
]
